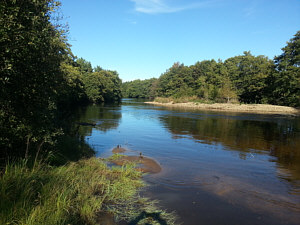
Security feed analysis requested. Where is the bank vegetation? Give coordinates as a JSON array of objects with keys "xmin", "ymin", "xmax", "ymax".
[
  {"xmin": 122, "ymin": 31, "xmax": 300, "ymax": 109},
  {"xmin": 0, "ymin": 1, "xmax": 174, "ymax": 224},
  {"xmin": 147, "ymin": 99, "xmax": 300, "ymax": 115}
]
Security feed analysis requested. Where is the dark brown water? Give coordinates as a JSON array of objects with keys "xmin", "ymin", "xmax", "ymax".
[{"xmin": 77, "ymin": 99, "xmax": 300, "ymax": 225}]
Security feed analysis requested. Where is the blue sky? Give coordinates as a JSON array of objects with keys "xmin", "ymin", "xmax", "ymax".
[{"xmin": 60, "ymin": 0, "xmax": 300, "ymax": 81}]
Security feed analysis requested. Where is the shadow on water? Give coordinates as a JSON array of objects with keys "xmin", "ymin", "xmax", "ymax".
[
  {"xmin": 158, "ymin": 112, "xmax": 300, "ymax": 187},
  {"xmin": 48, "ymin": 103, "xmax": 122, "ymax": 166},
  {"xmin": 50, "ymin": 135, "xmax": 95, "ymax": 166},
  {"xmin": 75, "ymin": 103, "xmax": 122, "ymax": 137},
  {"xmin": 128, "ymin": 211, "xmax": 167, "ymax": 225}
]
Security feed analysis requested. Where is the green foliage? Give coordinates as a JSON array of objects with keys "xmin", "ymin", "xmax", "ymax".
[
  {"xmin": 76, "ymin": 57, "xmax": 93, "ymax": 74},
  {"xmin": 156, "ymin": 60, "xmax": 230, "ymax": 102},
  {"xmin": 158, "ymin": 62, "xmax": 194, "ymax": 98},
  {"xmin": 72, "ymin": 58, "xmax": 122, "ymax": 104},
  {"xmin": 270, "ymin": 31, "xmax": 300, "ymax": 107},
  {"xmin": 59, "ymin": 62, "xmax": 88, "ymax": 106},
  {"xmin": 72, "ymin": 57, "xmax": 122, "ymax": 104},
  {"xmin": 154, "ymin": 96, "xmax": 215, "ymax": 104},
  {"xmin": 83, "ymin": 72, "xmax": 105, "ymax": 103},
  {"xmin": 122, "ymin": 78, "xmax": 158, "ymax": 99},
  {"xmin": 0, "ymin": 1, "xmax": 123, "ymax": 161},
  {"xmin": 128, "ymin": 32, "xmax": 300, "ymax": 107},
  {"xmin": 94, "ymin": 65, "xmax": 103, "ymax": 72},
  {"xmin": 0, "ymin": 0, "xmax": 68, "ymax": 159},
  {"xmin": 224, "ymin": 51, "xmax": 273, "ymax": 104},
  {"xmin": 0, "ymin": 2, "xmax": 175, "ymax": 224},
  {"xmin": 83, "ymin": 70, "xmax": 122, "ymax": 103},
  {"xmin": 219, "ymin": 77, "xmax": 238, "ymax": 103},
  {"xmin": 0, "ymin": 158, "xmax": 176, "ymax": 225},
  {"xmin": 154, "ymin": 97, "xmax": 174, "ymax": 103}
]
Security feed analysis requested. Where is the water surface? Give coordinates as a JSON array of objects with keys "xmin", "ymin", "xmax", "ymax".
[{"xmin": 77, "ymin": 99, "xmax": 300, "ymax": 225}]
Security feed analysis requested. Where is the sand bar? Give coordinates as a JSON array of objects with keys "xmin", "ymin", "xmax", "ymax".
[
  {"xmin": 111, "ymin": 155, "xmax": 162, "ymax": 174},
  {"xmin": 112, "ymin": 147, "xmax": 126, "ymax": 154},
  {"xmin": 145, "ymin": 102, "xmax": 300, "ymax": 115}
]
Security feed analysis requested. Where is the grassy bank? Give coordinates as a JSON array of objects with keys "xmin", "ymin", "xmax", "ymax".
[
  {"xmin": 0, "ymin": 158, "xmax": 175, "ymax": 225},
  {"xmin": 153, "ymin": 96, "xmax": 214, "ymax": 104},
  {"xmin": 148, "ymin": 97, "xmax": 300, "ymax": 115}
]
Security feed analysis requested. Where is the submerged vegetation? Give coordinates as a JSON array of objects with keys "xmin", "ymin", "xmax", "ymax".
[{"xmin": 122, "ymin": 31, "xmax": 300, "ymax": 108}]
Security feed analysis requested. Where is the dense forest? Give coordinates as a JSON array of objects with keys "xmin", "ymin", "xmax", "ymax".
[
  {"xmin": 0, "ymin": 0, "xmax": 122, "ymax": 161},
  {"xmin": 122, "ymin": 31, "xmax": 300, "ymax": 107}
]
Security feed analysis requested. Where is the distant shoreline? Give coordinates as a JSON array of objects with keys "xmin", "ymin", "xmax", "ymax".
[{"xmin": 145, "ymin": 102, "xmax": 300, "ymax": 115}]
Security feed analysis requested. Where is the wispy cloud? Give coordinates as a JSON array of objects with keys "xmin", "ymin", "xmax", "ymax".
[
  {"xmin": 244, "ymin": 5, "xmax": 256, "ymax": 18},
  {"xmin": 130, "ymin": 0, "xmax": 217, "ymax": 14},
  {"xmin": 243, "ymin": 0, "xmax": 259, "ymax": 18}
]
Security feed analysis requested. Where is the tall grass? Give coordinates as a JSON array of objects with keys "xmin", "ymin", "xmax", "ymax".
[
  {"xmin": 0, "ymin": 158, "xmax": 176, "ymax": 225},
  {"xmin": 153, "ymin": 96, "xmax": 238, "ymax": 104},
  {"xmin": 154, "ymin": 96, "xmax": 201, "ymax": 103}
]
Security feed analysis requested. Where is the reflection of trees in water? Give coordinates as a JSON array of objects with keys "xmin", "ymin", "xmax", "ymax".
[
  {"xmin": 159, "ymin": 114, "xmax": 300, "ymax": 186},
  {"xmin": 76, "ymin": 104, "xmax": 121, "ymax": 137}
]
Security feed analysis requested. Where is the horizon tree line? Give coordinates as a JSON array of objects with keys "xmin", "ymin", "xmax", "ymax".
[{"xmin": 122, "ymin": 31, "xmax": 300, "ymax": 107}]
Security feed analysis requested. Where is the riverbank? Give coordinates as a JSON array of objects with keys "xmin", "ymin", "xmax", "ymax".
[
  {"xmin": 0, "ymin": 157, "xmax": 175, "ymax": 225},
  {"xmin": 145, "ymin": 101, "xmax": 300, "ymax": 115}
]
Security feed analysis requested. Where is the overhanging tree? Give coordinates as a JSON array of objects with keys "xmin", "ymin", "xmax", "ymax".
[{"xmin": 0, "ymin": 0, "xmax": 67, "ymax": 158}]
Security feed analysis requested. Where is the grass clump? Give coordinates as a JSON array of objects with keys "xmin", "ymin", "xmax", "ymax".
[
  {"xmin": 0, "ymin": 158, "xmax": 176, "ymax": 225},
  {"xmin": 107, "ymin": 153, "xmax": 125, "ymax": 161},
  {"xmin": 172, "ymin": 96, "xmax": 199, "ymax": 103},
  {"xmin": 153, "ymin": 96, "xmax": 238, "ymax": 104},
  {"xmin": 154, "ymin": 97, "xmax": 173, "ymax": 103},
  {"xmin": 154, "ymin": 96, "xmax": 199, "ymax": 104}
]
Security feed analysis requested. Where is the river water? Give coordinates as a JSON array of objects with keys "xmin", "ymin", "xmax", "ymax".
[{"xmin": 77, "ymin": 99, "xmax": 300, "ymax": 225}]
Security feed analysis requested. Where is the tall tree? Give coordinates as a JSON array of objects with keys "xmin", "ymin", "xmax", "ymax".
[
  {"xmin": 122, "ymin": 78, "xmax": 158, "ymax": 99},
  {"xmin": 225, "ymin": 52, "xmax": 273, "ymax": 104},
  {"xmin": 190, "ymin": 60, "xmax": 221, "ymax": 100},
  {"xmin": 83, "ymin": 70, "xmax": 122, "ymax": 103},
  {"xmin": 158, "ymin": 62, "xmax": 194, "ymax": 98},
  {"xmin": 0, "ymin": 0, "xmax": 68, "ymax": 158},
  {"xmin": 76, "ymin": 58, "xmax": 93, "ymax": 74},
  {"xmin": 270, "ymin": 31, "xmax": 300, "ymax": 107}
]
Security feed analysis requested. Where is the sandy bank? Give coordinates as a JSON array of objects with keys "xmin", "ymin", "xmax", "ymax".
[{"xmin": 145, "ymin": 102, "xmax": 300, "ymax": 115}]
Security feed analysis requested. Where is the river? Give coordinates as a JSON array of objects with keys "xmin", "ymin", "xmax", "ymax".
[{"xmin": 76, "ymin": 99, "xmax": 300, "ymax": 225}]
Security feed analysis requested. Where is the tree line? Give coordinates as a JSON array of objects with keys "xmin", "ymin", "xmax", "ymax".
[
  {"xmin": 122, "ymin": 31, "xmax": 300, "ymax": 107},
  {"xmin": 0, "ymin": 0, "xmax": 299, "ymax": 162},
  {"xmin": 62, "ymin": 57, "xmax": 122, "ymax": 106},
  {"xmin": 0, "ymin": 0, "xmax": 121, "ymax": 161}
]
